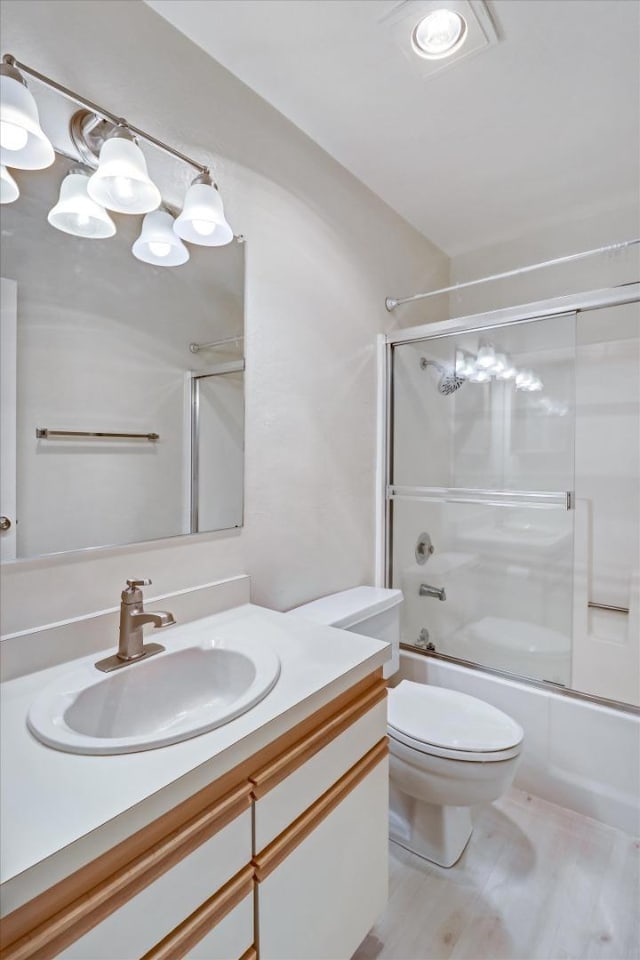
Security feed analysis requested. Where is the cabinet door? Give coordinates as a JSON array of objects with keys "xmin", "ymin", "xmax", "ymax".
[
  {"xmin": 256, "ymin": 743, "xmax": 388, "ymax": 960},
  {"xmin": 252, "ymin": 683, "xmax": 387, "ymax": 852},
  {"xmin": 57, "ymin": 809, "xmax": 252, "ymax": 960}
]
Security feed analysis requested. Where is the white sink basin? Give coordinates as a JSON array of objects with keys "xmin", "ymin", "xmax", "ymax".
[{"xmin": 27, "ymin": 635, "xmax": 280, "ymax": 755}]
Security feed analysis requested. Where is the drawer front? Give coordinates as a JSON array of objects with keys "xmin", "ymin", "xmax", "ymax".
[
  {"xmin": 185, "ymin": 893, "xmax": 253, "ymax": 960},
  {"xmin": 256, "ymin": 744, "xmax": 389, "ymax": 960},
  {"xmin": 252, "ymin": 684, "xmax": 387, "ymax": 853},
  {"xmin": 141, "ymin": 869, "xmax": 255, "ymax": 960},
  {"xmin": 57, "ymin": 809, "xmax": 251, "ymax": 960}
]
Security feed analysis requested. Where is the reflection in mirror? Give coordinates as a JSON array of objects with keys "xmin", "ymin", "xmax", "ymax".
[{"xmin": 0, "ymin": 155, "xmax": 244, "ymax": 561}]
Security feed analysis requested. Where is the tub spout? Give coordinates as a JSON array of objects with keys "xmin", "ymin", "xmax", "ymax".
[{"xmin": 420, "ymin": 583, "xmax": 446, "ymax": 601}]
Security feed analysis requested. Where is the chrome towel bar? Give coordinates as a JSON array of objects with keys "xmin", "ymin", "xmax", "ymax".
[
  {"xmin": 36, "ymin": 428, "xmax": 159, "ymax": 441},
  {"xmin": 588, "ymin": 601, "xmax": 629, "ymax": 615}
]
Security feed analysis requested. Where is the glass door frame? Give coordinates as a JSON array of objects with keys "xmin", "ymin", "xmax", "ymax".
[{"xmin": 378, "ymin": 282, "xmax": 640, "ymax": 714}]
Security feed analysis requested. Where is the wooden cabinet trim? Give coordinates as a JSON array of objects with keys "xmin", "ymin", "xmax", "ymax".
[
  {"xmin": 0, "ymin": 668, "xmax": 383, "ymax": 960},
  {"xmin": 0, "ymin": 785, "xmax": 251, "ymax": 960},
  {"xmin": 252, "ymin": 737, "xmax": 388, "ymax": 883},
  {"xmin": 250, "ymin": 680, "xmax": 387, "ymax": 799},
  {"xmin": 239, "ymin": 949, "xmax": 257, "ymax": 960},
  {"xmin": 141, "ymin": 865, "xmax": 254, "ymax": 960}
]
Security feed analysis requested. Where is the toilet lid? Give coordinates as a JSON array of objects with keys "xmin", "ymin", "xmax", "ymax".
[{"xmin": 388, "ymin": 681, "xmax": 523, "ymax": 754}]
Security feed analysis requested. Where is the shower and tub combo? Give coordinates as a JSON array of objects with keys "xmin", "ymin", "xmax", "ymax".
[{"xmin": 379, "ymin": 262, "xmax": 640, "ymax": 835}]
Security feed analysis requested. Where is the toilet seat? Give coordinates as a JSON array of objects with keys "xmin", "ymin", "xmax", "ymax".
[{"xmin": 388, "ymin": 681, "xmax": 523, "ymax": 763}]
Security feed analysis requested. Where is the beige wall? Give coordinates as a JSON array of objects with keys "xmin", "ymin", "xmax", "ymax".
[
  {"xmin": 449, "ymin": 204, "xmax": 639, "ymax": 317},
  {"xmin": 0, "ymin": 0, "xmax": 448, "ymax": 636}
]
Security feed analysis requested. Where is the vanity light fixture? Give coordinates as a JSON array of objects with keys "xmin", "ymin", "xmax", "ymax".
[
  {"xmin": 515, "ymin": 369, "xmax": 536, "ymax": 390},
  {"xmin": 0, "ymin": 53, "xmax": 237, "ymax": 265},
  {"xmin": 132, "ymin": 208, "xmax": 189, "ymax": 266},
  {"xmin": 87, "ymin": 129, "xmax": 161, "ymax": 215},
  {"xmin": 495, "ymin": 355, "xmax": 517, "ymax": 380},
  {"xmin": 47, "ymin": 169, "xmax": 116, "ymax": 238},
  {"xmin": 174, "ymin": 172, "xmax": 233, "ymax": 247},
  {"xmin": 454, "ymin": 350, "xmax": 476, "ymax": 379},
  {"xmin": 475, "ymin": 343, "xmax": 497, "ymax": 370},
  {"xmin": 412, "ymin": 9, "xmax": 467, "ymax": 60},
  {"xmin": 0, "ymin": 163, "xmax": 19, "ymax": 203},
  {"xmin": 0, "ymin": 60, "xmax": 54, "ymax": 169},
  {"xmin": 468, "ymin": 368, "xmax": 492, "ymax": 383}
]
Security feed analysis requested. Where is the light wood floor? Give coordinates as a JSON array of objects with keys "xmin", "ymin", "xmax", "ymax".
[{"xmin": 354, "ymin": 788, "xmax": 640, "ymax": 960}]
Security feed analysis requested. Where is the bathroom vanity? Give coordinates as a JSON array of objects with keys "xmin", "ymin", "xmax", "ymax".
[{"xmin": 0, "ymin": 605, "xmax": 389, "ymax": 960}]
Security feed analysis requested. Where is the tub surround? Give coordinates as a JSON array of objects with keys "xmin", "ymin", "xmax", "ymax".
[
  {"xmin": 399, "ymin": 650, "xmax": 640, "ymax": 836},
  {"xmin": 0, "ymin": 604, "xmax": 389, "ymax": 917}
]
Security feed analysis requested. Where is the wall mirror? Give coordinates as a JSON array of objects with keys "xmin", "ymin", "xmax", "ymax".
[{"xmin": 0, "ymin": 155, "xmax": 245, "ymax": 562}]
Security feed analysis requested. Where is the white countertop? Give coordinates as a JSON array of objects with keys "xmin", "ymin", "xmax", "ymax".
[{"xmin": 0, "ymin": 603, "xmax": 388, "ymax": 913}]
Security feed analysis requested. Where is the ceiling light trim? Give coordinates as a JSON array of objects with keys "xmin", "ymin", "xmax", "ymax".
[{"xmin": 381, "ymin": 0, "xmax": 499, "ymax": 80}]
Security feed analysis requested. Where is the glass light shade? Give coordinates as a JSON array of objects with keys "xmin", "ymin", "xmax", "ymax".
[
  {"xmin": 490, "ymin": 352, "xmax": 508, "ymax": 375},
  {"xmin": 469, "ymin": 368, "xmax": 491, "ymax": 383},
  {"xmin": 132, "ymin": 209, "xmax": 189, "ymax": 266},
  {"xmin": 412, "ymin": 9, "xmax": 466, "ymax": 59},
  {"xmin": 47, "ymin": 172, "xmax": 116, "ymax": 238},
  {"xmin": 515, "ymin": 370, "xmax": 534, "ymax": 389},
  {"xmin": 0, "ymin": 73, "xmax": 55, "ymax": 170},
  {"xmin": 0, "ymin": 164, "xmax": 19, "ymax": 203},
  {"xmin": 476, "ymin": 344, "xmax": 497, "ymax": 369},
  {"xmin": 174, "ymin": 182, "xmax": 233, "ymax": 246},
  {"xmin": 496, "ymin": 358, "xmax": 517, "ymax": 380},
  {"xmin": 525, "ymin": 376, "xmax": 543, "ymax": 392},
  {"xmin": 455, "ymin": 351, "xmax": 475, "ymax": 379},
  {"xmin": 87, "ymin": 137, "xmax": 161, "ymax": 214}
]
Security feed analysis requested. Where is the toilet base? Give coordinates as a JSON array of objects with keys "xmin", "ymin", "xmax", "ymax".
[{"xmin": 389, "ymin": 784, "xmax": 473, "ymax": 867}]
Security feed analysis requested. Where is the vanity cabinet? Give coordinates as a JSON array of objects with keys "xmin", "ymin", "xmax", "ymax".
[
  {"xmin": 255, "ymin": 748, "xmax": 389, "ymax": 960},
  {"xmin": 0, "ymin": 671, "xmax": 387, "ymax": 960}
]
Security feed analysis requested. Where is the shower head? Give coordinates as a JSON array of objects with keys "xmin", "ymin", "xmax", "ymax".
[{"xmin": 419, "ymin": 357, "xmax": 465, "ymax": 396}]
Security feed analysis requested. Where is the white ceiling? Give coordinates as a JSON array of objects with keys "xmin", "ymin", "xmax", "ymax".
[{"xmin": 147, "ymin": 0, "xmax": 639, "ymax": 255}]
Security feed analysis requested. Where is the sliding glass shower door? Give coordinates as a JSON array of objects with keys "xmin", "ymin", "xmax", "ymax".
[{"xmin": 389, "ymin": 313, "xmax": 576, "ymax": 686}]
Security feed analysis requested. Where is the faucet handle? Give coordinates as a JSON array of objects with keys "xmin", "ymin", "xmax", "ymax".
[{"xmin": 126, "ymin": 578, "xmax": 151, "ymax": 589}]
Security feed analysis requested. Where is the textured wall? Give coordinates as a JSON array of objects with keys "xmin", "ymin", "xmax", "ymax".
[{"xmin": 0, "ymin": 0, "xmax": 448, "ymax": 634}]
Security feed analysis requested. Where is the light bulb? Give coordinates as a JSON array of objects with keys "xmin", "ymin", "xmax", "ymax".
[
  {"xmin": 496, "ymin": 361, "xmax": 517, "ymax": 380},
  {"xmin": 47, "ymin": 170, "xmax": 116, "ymax": 239},
  {"xmin": 87, "ymin": 136, "xmax": 161, "ymax": 214},
  {"xmin": 113, "ymin": 176, "xmax": 134, "ymax": 201},
  {"xmin": 132, "ymin": 209, "xmax": 189, "ymax": 267},
  {"xmin": 412, "ymin": 9, "xmax": 466, "ymax": 59},
  {"xmin": 175, "ymin": 174, "xmax": 233, "ymax": 246},
  {"xmin": 0, "ymin": 120, "xmax": 28, "ymax": 151},
  {"xmin": 476, "ymin": 344, "xmax": 497, "ymax": 369},
  {"xmin": 0, "ymin": 66, "xmax": 55, "ymax": 169},
  {"xmin": 148, "ymin": 240, "xmax": 172, "ymax": 258},
  {"xmin": 192, "ymin": 219, "xmax": 216, "ymax": 237},
  {"xmin": 516, "ymin": 370, "xmax": 534, "ymax": 389}
]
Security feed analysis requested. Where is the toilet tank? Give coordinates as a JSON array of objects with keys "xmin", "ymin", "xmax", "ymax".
[{"xmin": 288, "ymin": 586, "xmax": 403, "ymax": 678}]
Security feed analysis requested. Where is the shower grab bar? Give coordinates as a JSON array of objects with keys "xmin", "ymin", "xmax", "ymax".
[
  {"xmin": 588, "ymin": 601, "xmax": 629, "ymax": 615},
  {"xmin": 36, "ymin": 428, "xmax": 159, "ymax": 441},
  {"xmin": 387, "ymin": 485, "xmax": 573, "ymax": 510}
]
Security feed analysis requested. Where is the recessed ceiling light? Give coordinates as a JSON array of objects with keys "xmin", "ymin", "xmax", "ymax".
[{"xmin": 412, "ymin": 9, "xmax": 467, "ymax": 60}]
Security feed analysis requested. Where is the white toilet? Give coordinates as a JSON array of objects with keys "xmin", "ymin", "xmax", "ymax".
[{"xmin": 289, "ymin": 586, "xmax": 524, "ymax": 867}]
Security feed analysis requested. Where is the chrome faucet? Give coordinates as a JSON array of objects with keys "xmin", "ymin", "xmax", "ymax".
[
  {"xmin": 95, "ymin": 579, "xmax": 176, "ymax": 673},
  {"xmin": 419, "ymin": 583, "xmax": 446, "ymax": 602}
]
